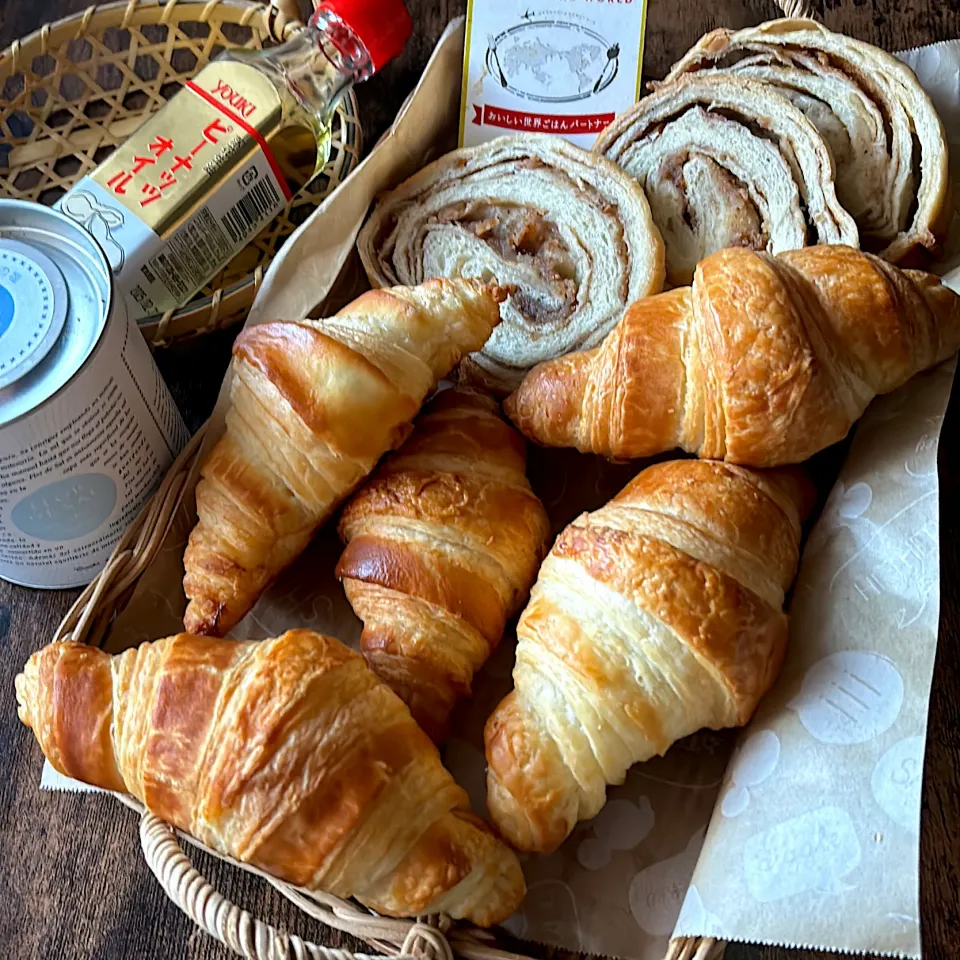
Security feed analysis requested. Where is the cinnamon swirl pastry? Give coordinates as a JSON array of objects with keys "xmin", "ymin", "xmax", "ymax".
[
  {"xmin": 663, "ymin": 18, "xmax": 950, "ymax": 264},
  {"xmin": 358, "ymin": 134, "xmax": 665, "ymax": 395},
  {"xmin": 595, "ymin": 74, "xmax": 858, "ymax": 286}
]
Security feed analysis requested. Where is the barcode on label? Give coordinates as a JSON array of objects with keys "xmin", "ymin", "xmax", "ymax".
[
  {"xmin": 221, "ymin": 178, "xmax": 282, "ymax": 245},
  {"xmin": 146, "ymin": 208, "xmax": 232, "ymax": 302}
]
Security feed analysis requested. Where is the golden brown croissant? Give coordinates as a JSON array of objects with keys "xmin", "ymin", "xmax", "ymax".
[
  {"xmin": 506, "ymin": 245, "xmax": 960, "ymax": 467},
  {"xmin": 16, "ymin": 630, "xmax": 525, "ymax": 925},
  {"xmin": 183, "ymin": 279, "xmax": 504, "ymax": 636},
  {"xmin": 484, "ymin": 459, "xmax": 808, "ymax": 853},
  {"xmin": 337, "ymin": 387, "xmax": 551, "ymax": 742}
]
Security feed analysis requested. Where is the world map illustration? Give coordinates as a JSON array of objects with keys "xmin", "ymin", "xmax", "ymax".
[{"xmin": 499, "ymin": 38, "xmax": 605, "ymax": 95}]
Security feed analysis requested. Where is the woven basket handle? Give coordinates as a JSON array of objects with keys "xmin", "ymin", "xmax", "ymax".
[
  {"xmin": 777, "ymin": 0, "xmax": 817, "ymax": 16},
  {"xmin": 140, "ymin": 810, "xmax": 723, "ymax": 960},
  {"xmin": 140, "ymin": 812, "xmax": 459, "ymax": 960},
  {"xmin": 269, "ymin": 0, "xmax": 302, "ymax": 27},
  {"xmin": 265, "ymin": 0, "xmax": 309, "ymax": 41}
]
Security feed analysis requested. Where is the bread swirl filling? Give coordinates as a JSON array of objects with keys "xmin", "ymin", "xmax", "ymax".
[
  {"xmin": 358, "ymin": 134, "xmax": 665, "ymax": 394},
  {"xmin": 596, "ymin": 73, "xmax": 858, "ymax": 285}
]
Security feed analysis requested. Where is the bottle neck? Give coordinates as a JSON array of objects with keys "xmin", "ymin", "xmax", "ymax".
[{"xmin": 272, "ymin": 9, "xmax": 373, "ymax": 123}]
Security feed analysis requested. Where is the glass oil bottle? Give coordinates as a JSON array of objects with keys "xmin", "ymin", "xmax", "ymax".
[{"xmin": 57, "ymin": 0, "xmax": 412, "ymax": 320}]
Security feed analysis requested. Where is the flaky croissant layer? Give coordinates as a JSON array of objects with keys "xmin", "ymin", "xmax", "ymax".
[
  {"xmin": 338, "ymin": 387, "xmax": 550, "ymax": 743},
  {"xmin": 182, "ymin": 278, "xmax": 504, "ymax": 637},
  {"xmin": 506, "ymin": 245, "xmax": 960, "ymax": 466},
  {"xmin": 16, "ymin": 630, "xmax": 524, "ymax": 925},
  {"xmin": 485, "ymin": 459, "xmax": 807, "ymax": 853}
]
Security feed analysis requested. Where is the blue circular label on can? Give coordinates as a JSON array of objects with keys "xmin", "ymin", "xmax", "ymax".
[
  {"xmin": 11, "ymin": 473, "xmax": 118, "ymax": 542},
  {"xmin": 0, "ymin": 283, "xmax": 13, "ymax": 341}
]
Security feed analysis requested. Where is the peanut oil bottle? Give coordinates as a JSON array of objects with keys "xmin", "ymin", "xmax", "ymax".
[{"xmin": 58, "ymin": 0, "xmax": 412, "ymax": 320}]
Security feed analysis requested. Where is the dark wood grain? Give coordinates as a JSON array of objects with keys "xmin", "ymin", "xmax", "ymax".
[{"xmin": 2, "ymin": 2, "xmax": 960, "ymax": 959}]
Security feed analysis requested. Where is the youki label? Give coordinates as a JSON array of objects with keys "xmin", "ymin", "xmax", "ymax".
[
  {"xmin": 459, "ymin": 0, "xmax": 648, "ymax": 149},
  {"xmin": 58, "ymin": 61, "xmax": 290, "ymax": 322}
]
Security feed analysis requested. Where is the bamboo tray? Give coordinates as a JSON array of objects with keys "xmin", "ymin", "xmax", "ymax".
[
  {"xmin": 0, "ymin": 0, "xmax": 362, "ymax": 346},
  {"xmin": 43, "ymin": 0, "xmax": 810, "ymax": 959}
]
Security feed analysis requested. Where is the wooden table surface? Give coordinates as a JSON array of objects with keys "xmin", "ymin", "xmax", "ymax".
[{"xmin": 2, "ymin": 1, "xmax": 960, "ymax": 958}]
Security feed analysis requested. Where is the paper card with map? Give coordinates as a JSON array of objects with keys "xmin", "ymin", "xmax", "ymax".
[{"xmin": 459, "ymin": 0, "xmax": 648, "ymax": 149}]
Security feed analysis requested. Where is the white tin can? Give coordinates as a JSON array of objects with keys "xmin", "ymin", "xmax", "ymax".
[{"xmin": 0, "ymin": 200, "xmax": 189, "ymax": 588}]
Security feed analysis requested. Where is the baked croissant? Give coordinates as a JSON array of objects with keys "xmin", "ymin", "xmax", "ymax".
[
  {"xmin": 506, "ymin": 245, "xmax": 960, "ymax": 467},
  {"xmin": 594, "ymin": 73, "xmax": 858, "ymax": 285},
  {"xmin": 485, "ymin": 459, "xmax": 807, "ymax": 853},
  {"xmin": 337, "ymin": 387, "xmax": 550, "ymax": 742},
  {"xmin": 183, "ymin": 279, "xmax": 503, "ymax": 636},
  {"xmin": 357, "ymin": 134, "xmax": 665, "ymax": 394},
  {"xmin": 663, "ymin": 18, "xmax": 950, "ymax": 263},
  {"xmin": 16, "ymin": 630, "xmax": 525, "ymax": 925}
]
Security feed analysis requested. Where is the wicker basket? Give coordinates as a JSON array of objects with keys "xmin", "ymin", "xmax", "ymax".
[
  {"xmin": 0, "ymin": 0, "xmax": 362, "ymax": 346},
  {"xmin": 44, "ymin": 0, "xmax": 812, "ymax": 959}
]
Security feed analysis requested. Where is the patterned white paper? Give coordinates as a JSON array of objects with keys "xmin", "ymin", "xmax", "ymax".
[
  {"xmin": 671, "ymin": 40, "xmax": 960, "ymax": 956},
  {"xmin": 673, "ymin": 354, "xmax": 956, "ymax": 957}
]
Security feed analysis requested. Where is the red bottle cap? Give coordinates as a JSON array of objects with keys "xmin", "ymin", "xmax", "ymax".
[{"xmin": 317, "ymin": 0, "xmax": 412, "ymax": 73}]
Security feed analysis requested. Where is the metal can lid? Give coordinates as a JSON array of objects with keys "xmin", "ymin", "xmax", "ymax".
[
  {"xmin": 0, "ymin": 239, "xmax": 69, "ymax": 390},
  {"xmin": 0, "ymin": 200, "xmax": 112, "ymax": 428}
]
